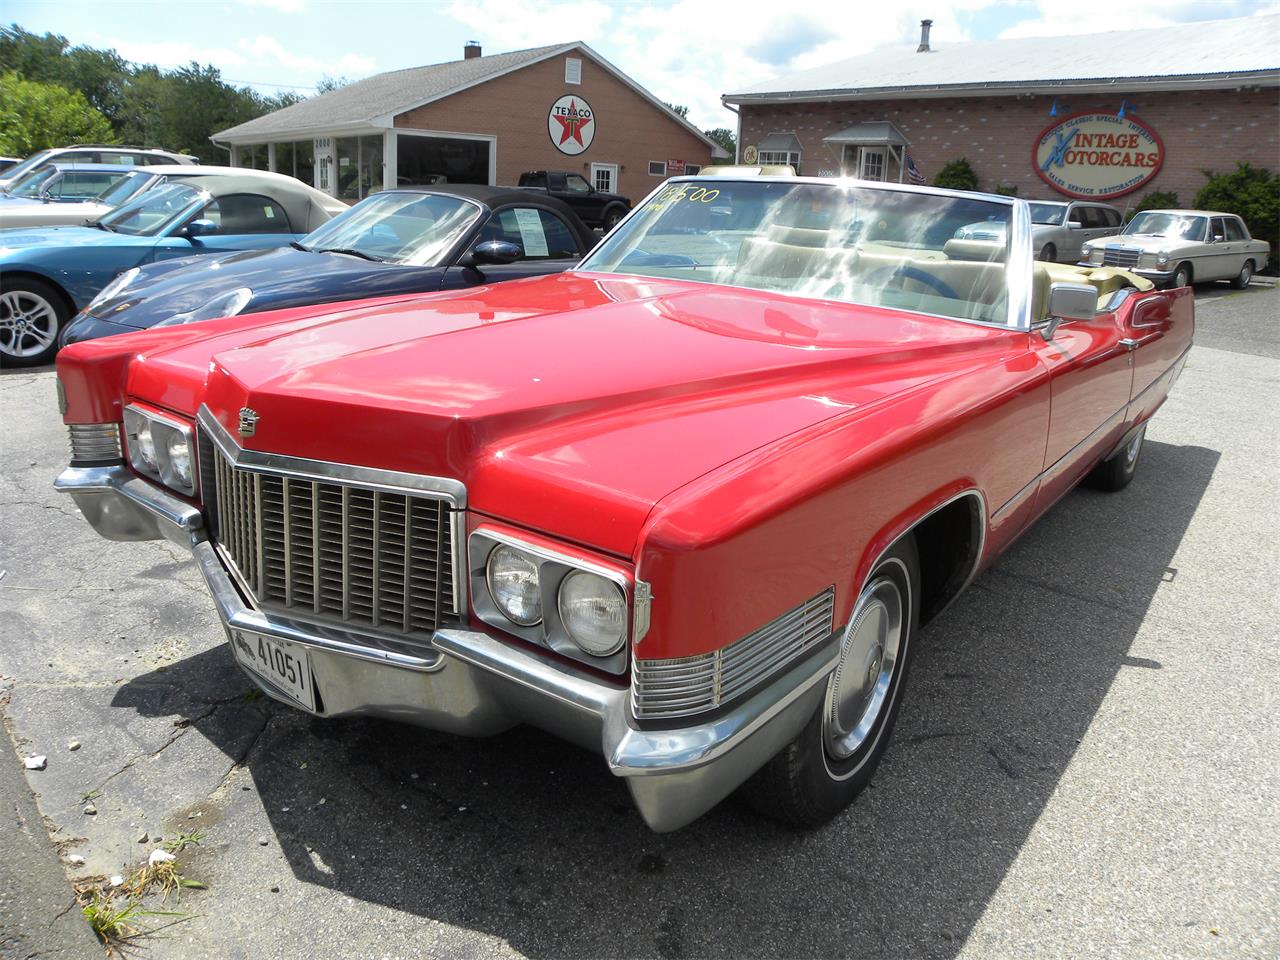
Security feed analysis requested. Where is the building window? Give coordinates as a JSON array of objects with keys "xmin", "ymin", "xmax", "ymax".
[
  {"xmin": 397, "ymin": 133, "xmax": 491, "ymax": 187},
  {"xmin": 648, "ymin": 161, "xmax": 666, "ymax": 176},
  {"xmin": 758, "ymin": 150, "xmax": 800, "ymax": 173},
  {"xmin": 274, "ymin": 140, "xmax": 315, "ymax": 185},
  {"xmin": 335, "ymin": 135, "xmax": 384, "ymax": 201},
  {"xmin": 565, "ymin": 57, "xmax": 582, "ymax": 84},
  {"xmin": 236, "ymin": 144, "xmax": 269, "ymax": 170},
  {"xmin": 685, "ymin": 164, "xmax": 702, "ymax": 175}
]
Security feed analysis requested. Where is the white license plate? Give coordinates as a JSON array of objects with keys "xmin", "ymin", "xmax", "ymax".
[{"xmin": 230, "ymin": 630, "xmax": 315, "ymax": 711}]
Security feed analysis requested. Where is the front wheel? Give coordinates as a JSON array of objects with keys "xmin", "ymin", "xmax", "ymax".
[
  {"xmin": 1086, "ymin": 423, "xmax": 1146, "ymax": 492},
  {"xmin": 1039, "ymin": 243, "xmax": 1057, "ymax": 263},
  {"xmin": 601, "ymin": 207, "xmax": 625, "ymax": 231},
  {"xmin": 1171, "ymin": 263, "xmax": 1192, "ymax": 290},
  {"xmin": 0, "ymin": 277, "xmax": 69, "ymax": 367},
  {"xmin": 1231, "ymin": 260, "xmax": 1254, "ymax": 290},
  {"xmin": 743, "ymin": 536, "xmax": 920, "ymax": 827}
]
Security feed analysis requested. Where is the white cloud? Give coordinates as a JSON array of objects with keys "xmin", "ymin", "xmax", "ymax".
[
  {"xmin": 236, "ymin": 35, "xmax": 375, "ymax": 76},
  {"xmin": 106, "ymin": 39, "xmax": 248, "ymax": 70},
  {"xmin": 239, "ymin": 0, "xmax": 306, "ymax": 10},
  {"xmin": 998, "ymin": 0, "xmax": 1280, "ymax": 37},
  {"xmin": 440, "ymin": 0, "xmax": 988, "ymax": 130}
]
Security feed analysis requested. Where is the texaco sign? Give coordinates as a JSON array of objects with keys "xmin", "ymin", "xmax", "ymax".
[
  {"xmin": 548, "ymin": 95, "xmax": 595, "ymax": 155},
  {"xmin": 1033, "ymin": 112, "xmax": 1164, "ymax": 200}
]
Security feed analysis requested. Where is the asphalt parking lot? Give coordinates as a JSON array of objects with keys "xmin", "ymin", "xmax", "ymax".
[{"xmin": 1, "ymin": 282, "xmax": 1277, "ymax": 960}]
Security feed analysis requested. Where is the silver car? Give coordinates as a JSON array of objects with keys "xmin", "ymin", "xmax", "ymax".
[
  {"xmin": 1080, "ymin": 209, "xmax": 1271, "ymax": 289},
  {"xmin": 955, "ymin": 199, "xmax": 1123, "ymax": 262}
]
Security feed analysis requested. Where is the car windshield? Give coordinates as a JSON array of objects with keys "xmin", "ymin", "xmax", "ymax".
[
  {"xmin": 1028, "ymin": 202, "xmax": 1066, "ymax": 225},
  {"xmin": 98, "ymin": 182, "xmax": 205, "ymax": 236},
  {"xmin": 299, "ymin": 192, "xmax": 481, "ymax": 265},
  {"xmin": 95, "ymin": 171, "xmax": 153, "ymax": 207},
  {"xmin": 1124, "ymin": 212, "xmax": 1207, "ymax": 241},
  {"xmin": 582, "ymin": 179, "xmax": 1014, "ymax": 325},
  {"xmin": 6, "ymin": 166, "xmax": 61, "ymax": 198},
  {"xmin": 0, "ymin": 150, "xmax": 54, "ymax": 189}
]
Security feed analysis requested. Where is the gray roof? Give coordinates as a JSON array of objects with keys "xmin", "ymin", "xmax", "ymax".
[
  {"xmin": 215, "ymin": 44, "xmax": 570, "ymax": 140},
  {"xmin": 215, "ymin": 42, "xmax": 719, "ymax": 153},
  {"xmin": 823, "ymin": 121, "xmax": 908, "ymax": 146},
  {"xmin": 725, "ymin": 14, "xmax": 1280, "ymax": 103}
]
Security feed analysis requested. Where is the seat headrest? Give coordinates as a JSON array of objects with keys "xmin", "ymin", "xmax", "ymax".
[{"xmin": 943, "ymin": 239, "xmax": 1005, "ymax": 262}]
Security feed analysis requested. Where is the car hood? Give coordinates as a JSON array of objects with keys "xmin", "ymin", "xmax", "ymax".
[
  {"xmin": 123, "ymin": 273, "xmax": 1013, "ymax": 556},
  {"xmin": 99, "ymin": 246, "xmax": 444, "ymax": 328},
  {"xmin": 0, "ymin": 200, "xmax": 108, "ymax": 225},
  {"xmin": 1102, "ymin": 234, "xmax": 1184, "ymax": 251},
  {"xmin": 0, "ymin": 224, "xmax": 148, "ymax": 253}
]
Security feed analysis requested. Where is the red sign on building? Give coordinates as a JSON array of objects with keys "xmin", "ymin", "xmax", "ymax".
[{"xmin": 666, "ymin": 159, "xmax": 685, "ymax": 175}]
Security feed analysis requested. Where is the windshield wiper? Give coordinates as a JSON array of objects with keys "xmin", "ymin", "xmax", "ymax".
[
  {"xmin": 317, "ymin": 247, "xmax": 384, "ymax": 262},
  {"xmin": 91, "ymin": 221, "xmax": 117, "ymax": 232},
  {"xmin": 289, "ymin": 240, "xmax": 310, "ymax": 252}
]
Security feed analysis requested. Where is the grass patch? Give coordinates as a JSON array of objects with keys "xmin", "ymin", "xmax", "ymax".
[{"xmin": 163, "ymin": 829, "xmax": 206, "ymax": 853}]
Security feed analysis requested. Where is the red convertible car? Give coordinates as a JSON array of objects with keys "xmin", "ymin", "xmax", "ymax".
[{"xmin": 54, "ymin": 176, "xmax": 1193, "ymax": 831}]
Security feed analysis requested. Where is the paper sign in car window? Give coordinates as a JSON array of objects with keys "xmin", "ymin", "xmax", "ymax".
[{"xmin": 513, "ymin": 208, "xmax": 549, "ymax": 257}]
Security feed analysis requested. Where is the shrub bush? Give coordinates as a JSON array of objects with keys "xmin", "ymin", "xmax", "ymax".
[
  {"xmin": 1194, "ymin": 163, "xmax": 1279, "ymax": 272},
  {"xmin": 993, "ymin": 184, "xmax": 1018, "ymax": 196},
  {"xmin": 933, "ymin": 158, "xmax": 978, "ymax": 191}
]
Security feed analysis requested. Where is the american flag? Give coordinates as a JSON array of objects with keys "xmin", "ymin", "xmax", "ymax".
[{"xmin": 906, "ymin": 155, "xmax": 926, "ymax": 184}]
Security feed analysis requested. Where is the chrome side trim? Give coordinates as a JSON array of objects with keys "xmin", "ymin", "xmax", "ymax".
[
  {"xmin": 67, "ymin": 423, "xmax": 122, "ymax": 463},
  {"xmin": 632, "ymin": 586, "xmax": 835, "ymax": 720},
  {"xmin": 197, "ymin": 406, "xmax": 467, "ymax": 507}
]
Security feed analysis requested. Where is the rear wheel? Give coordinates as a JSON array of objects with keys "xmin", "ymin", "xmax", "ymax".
[
  {"xmin": 0, "ymin": 277, "xmax": 68, "ymax": 367},
  {"xmin": 1231, "ymin": 260, "xmax": 1254, "ymax": 290},
  {"xmin": 743, "ymin": 536, "xmax": 920, "ymax": 827},
  {"xmin": 1086, "ymin": 423, "xmax": 1146, "ymax": 492}
]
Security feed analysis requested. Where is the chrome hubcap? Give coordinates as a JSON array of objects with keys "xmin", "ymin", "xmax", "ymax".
[
  {"xmin": 0, "ymin": 291, "xmax": 59, "ymax": 358},
  {"xmin": 1125, "ymin": 425, "xmax": 1145, "ymax": 467},
  {"xmin": 824, "ymin": 575, "xmax": 903, "ymax": 760}
]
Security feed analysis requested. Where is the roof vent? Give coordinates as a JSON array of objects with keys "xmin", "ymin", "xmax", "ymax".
[
  {"xmin": 464, "ymin": 41, "xmax": 482, "ymax": 60},
  {"xmin": 917, "ymin": 19, "xmax": 933, "ymax": 53}
]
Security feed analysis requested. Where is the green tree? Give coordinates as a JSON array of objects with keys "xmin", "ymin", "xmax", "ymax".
[
  {"xmin": 703, "ymin": 126, "xmax": 735, "ymax": 163},
  {"xmin": 664, "ymin": 102, "xmax": 690, "ymax": 119},
  {"xmin": 933, "ymin": 158, "xmax": 978, "ymax": 191},
  {"xmin": 1125, "ymin": 189, "xmax": 1180, "ymax": 221},
  {"xmin": 0, "ymin": 25, "xmax": 131, "ymax": 125},
  {"xmin": 1194, "ymin": 163, "xmax": 1279, "ymax": 268},
  {"xmin": 316, "ymin": 75, "xmax": 350, "ymax": 95},
  {"xmin": 0, "ymin": 71, "xmax": 114, "ymax": 155}
]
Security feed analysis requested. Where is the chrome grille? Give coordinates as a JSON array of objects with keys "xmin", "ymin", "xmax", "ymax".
[
  {"xmin": 1102, "ymin": 247, "xmax": 1141, "ymax": 269},
  {"xmin": 204, "ymin": 436, "xmax": 457, "ymax": 641},
  {"xmin": 632, "ymin": 586, "xmax": 835, "ymax": 720},
  {"xmin": 67, "ymin": 423, "xmax": 123, "ymax": 462}
]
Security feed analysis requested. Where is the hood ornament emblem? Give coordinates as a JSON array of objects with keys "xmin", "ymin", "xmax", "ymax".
[{"xmin": 238, "ymin": 407, "xmax": 259, "ymax": 438}]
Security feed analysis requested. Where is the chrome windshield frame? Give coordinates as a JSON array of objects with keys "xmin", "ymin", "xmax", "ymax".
[{"xmin": 576, "ymin": 175, "xmax": 1035, "ymax": 332}]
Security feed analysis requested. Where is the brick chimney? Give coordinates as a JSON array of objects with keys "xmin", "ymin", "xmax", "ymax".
[
  {"xmin": 917, "ymin": 19, "xmax": 933, "ymax": 53},
  {"xmin": 464, "ymin": 41, "xmax": 482, "ymax": 60}
]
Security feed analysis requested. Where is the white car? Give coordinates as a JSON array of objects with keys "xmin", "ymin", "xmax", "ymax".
[
  {"xmin": 0, "ymin": 165, "xmax": 324, "ymax": 230},
  {"xmin": 955, "ymin": 199, "xmax": 1123, "ymax": 263},
  {"xmin": 0, "ymin": 145, "xmax": 197, "ymax": 191},
  {"xmin": 1080, "ymin": 209, "xmax": 1270, "ymax": 289}
]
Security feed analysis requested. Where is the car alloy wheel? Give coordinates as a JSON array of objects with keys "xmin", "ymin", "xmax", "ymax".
[
  {"xmin": 1173, "ymin": 264, "xmax": 1191, "ymax": 289},
  {"xmin": 0, "ymin": 288, "xmax": 61, "ymax": 363},
  {"xmin": 1232, "ymin": 262, "xmax": 1253, "ymax": 290}
]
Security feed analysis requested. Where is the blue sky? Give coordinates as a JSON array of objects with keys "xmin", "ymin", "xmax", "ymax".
[{"xmin": 6, "ymin": 0, "xmax": 1278, "ymax": 129}]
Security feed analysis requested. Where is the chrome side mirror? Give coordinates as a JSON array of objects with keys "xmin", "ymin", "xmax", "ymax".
[{"xmin": 1041, "ymin": 282, "xmax": 1097, "ymax": 340}]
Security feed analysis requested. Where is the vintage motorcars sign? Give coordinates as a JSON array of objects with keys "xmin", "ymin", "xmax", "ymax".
[
  {"xmin": 1033, "ymin": 112, "xmax": 1164, "ymax": 200},
  {"xmin": 548, "ymin": 95, "xmax": 595, "ymax": 155}
]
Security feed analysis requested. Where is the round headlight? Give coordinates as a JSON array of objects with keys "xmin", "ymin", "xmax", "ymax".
[
  {"xmin": 1081, "ymin": 244, "xmax": 1092, "ymax": 256},
  {"xmin": 166, "ymin": 432, "xmax": 193, "ymax": 488},
  {"xmin": 486, "ymin": 546, "xmax": 542, "ymax": 626},
  {"xmin": 557, "ymin": 571, "xmax": 627, "ymax": 656},
  {"xmin": 134, "ymin": 420, "xmax": 157, "ymax": 469}
]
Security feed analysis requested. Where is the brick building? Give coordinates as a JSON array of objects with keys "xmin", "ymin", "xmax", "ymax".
[
  {"xmin": 723, "ymin": 15, "xmax": 1279, "ymax": 209},
  {"xmin": 213, "ymin": 42, "xmax": 718, "ymax": 202}
]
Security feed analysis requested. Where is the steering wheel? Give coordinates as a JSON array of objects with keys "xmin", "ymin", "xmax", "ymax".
[{"xmin": 860, "ymin": 263, "xmax": 960, "ymax": 300}]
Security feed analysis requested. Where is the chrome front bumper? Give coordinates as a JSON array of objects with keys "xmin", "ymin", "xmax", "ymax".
[{"xmin": 54, "ymin": 462, "xmax": 837, "ymax": 831}]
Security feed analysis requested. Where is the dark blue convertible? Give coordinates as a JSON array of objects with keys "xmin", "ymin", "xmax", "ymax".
[{"xmin": 60, "ymin": 185, "xmax": 595, "ymax": 351}]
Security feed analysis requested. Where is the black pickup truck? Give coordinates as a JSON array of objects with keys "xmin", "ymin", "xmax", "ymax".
[{"xmin": 517, "ymin": 171, "xmax": 631, "ymax": 230}]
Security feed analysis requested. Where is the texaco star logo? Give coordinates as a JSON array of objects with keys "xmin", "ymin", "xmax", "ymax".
[{"xmin": 547, "ymin": 95, "xmax": 595, "ymax": 155}]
